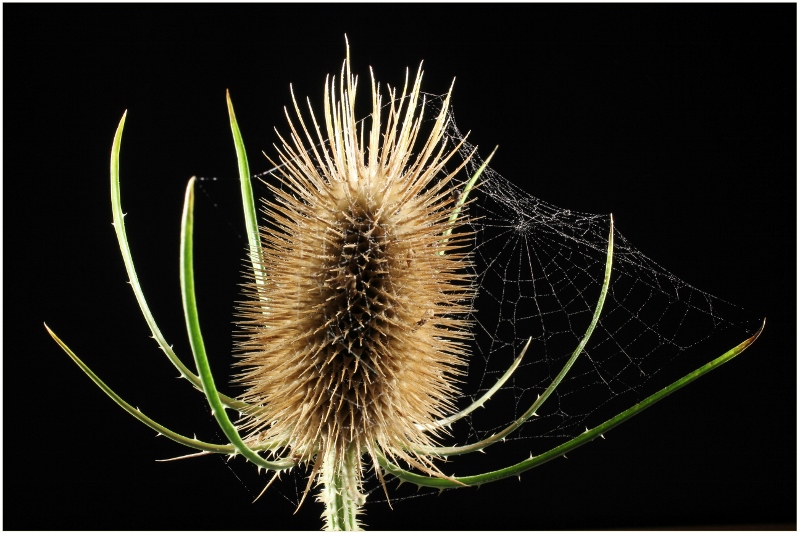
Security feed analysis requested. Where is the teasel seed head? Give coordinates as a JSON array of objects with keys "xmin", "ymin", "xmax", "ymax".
[{"xmin": 235, "ymin": 47, "xmax": 476, "ymax": 500}]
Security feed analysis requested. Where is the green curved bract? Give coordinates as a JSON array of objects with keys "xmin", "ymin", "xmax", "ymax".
[
  {"xmin": 421, "ymin": 218, "xmax": 615, "ymax": 457},
  {"xmin": 44, "ymin": 324, "xmax": 288, "ymax": 457},
  {"xmin": 108, "ymin": 111, "xmax": 251, "ymax": 413},
  {"xmin": 227, "ymin": 91, "xmax": 264, "ymax": 284},
  {"xmin": 179, "ymin": 177, "xmax": 294, "ymax": 472},
  {"xmin": 379, "ymin": 320, "xmax": 764, "ymax": 488}
]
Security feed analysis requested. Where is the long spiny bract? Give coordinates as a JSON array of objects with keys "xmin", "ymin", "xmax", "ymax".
[{"xmin": 234, "ymin": 50, "xmax": 475, "ymax": 510}]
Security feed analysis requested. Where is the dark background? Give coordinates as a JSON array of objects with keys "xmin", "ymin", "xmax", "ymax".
[{"xmin": 5, "ymin": 4, "xmax": 795, "ymax": 530}]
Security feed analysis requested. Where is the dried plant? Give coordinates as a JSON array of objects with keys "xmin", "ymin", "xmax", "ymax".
[{"xmin": 46, "ymin": 44, "xmax": 762, "ymax": 530}]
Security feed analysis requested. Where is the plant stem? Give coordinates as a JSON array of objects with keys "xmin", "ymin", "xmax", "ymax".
[{"xmin": 320, "ymin": 444, "xmax": 365, "ymax": 531}]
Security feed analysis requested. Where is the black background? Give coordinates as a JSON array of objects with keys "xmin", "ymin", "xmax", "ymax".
[{"xmin": 5, "ymin": 3, "xmax": 795, "ymax": 530}]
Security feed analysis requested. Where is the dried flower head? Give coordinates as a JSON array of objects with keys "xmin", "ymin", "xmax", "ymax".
[{"xmin": 234, "ymin": 48, "xmax": 475, "ymax": 501}]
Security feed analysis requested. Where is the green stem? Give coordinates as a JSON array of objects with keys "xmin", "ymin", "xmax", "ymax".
[{"xmin": 320, "ymin": 445, "xmax": 364, "ymax": 531}]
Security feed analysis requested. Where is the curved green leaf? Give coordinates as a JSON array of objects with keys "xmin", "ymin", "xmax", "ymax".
[
  {"xmin": 179, "ymin": 178, "xmax": 293, "ymax": 472},
  {"xmin": 108, "ymin": 111, "xmax": 252, "ymax": 413},
  {"xmin": 227, "ymin": 91, "xmax": 264, "ymax": 283},
  {"xmin": 44, "ymin": 324, "xmax": 290, "ymax": 456},
  {"xmin": 419, "ymin": 215, "xmax": 615, "ymax": 456},
  {"xmin": 380, "ymin": 318, "xmax": 764, "ymax": 487},
  {"xmin": 417, "ymin": 337, "xmax": 530, "ymax": 433}
]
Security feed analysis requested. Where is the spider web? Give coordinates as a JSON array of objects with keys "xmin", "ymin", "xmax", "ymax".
[
  {"xmin": 365, "ymin": 94, "xmax": 759, "ymax": 508},
  {"xmin": 197, "ymin": 92, "xmax": 761, "ymax": 512}
]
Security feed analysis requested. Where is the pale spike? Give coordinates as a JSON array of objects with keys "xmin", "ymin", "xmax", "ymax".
[{"xmin": 156, "ymin": 450, "xmax": 213, "ymax": 462}]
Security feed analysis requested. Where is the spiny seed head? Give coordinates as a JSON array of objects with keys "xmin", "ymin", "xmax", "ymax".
[{"xmin": 235, "ymin": 48, "xmax": 475, "ymax": 488}]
